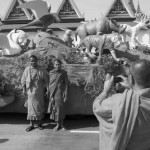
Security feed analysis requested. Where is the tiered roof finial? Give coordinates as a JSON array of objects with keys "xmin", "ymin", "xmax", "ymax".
[
  {"xmin": 136, "ymin": 0, "xmax": 141, "ymax": 13},
  {"xmin": 135, "ymin": 0, "xmax": 147, "ymax": 22},
  {"xmin": 128, "ymin": 0, "xmax": 136, "ymax": 13}
]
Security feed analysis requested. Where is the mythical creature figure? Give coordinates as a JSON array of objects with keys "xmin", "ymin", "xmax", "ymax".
[
  {"xmin": 16, "ymin": 0, "xmax": 61, "ymax": 30},
  {"xmin": 121, "ymin": 19, "xmax": 150, "ymax": 49},
  {"xmin": 77, "ymin": 33, "xmax": 123, "ymax": 63},
  {"xmin": 62, "ymin": 29, "xmax": 74, "ymax": 47},
  {"xmin": 0, "ymin": 29, "xmax": 28, "ymax": 56},
  {"xmin": 74, "ymin": 16, "xmax": 126, "ymax": 42}
]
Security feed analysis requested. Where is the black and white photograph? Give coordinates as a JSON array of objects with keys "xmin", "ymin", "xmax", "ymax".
[{"xmin": 0, "ymin": 0, "xmax": 150, "ymax": 150}]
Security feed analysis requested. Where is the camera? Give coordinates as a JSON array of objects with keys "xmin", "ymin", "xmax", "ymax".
[{"xmin": 114, "ymin": 76, "xmax": 122, "ymax": 83}]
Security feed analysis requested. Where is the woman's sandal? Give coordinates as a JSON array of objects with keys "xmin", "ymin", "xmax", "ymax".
[
  {"xmin": 61, "ymin": 127, "xmax": 67, "ymax": 131},
  {"xmin": 38, "ymin": 125, "xmax": 44, "ymax": 130},
  {"xmin": 53, "ymin": 125, "xmax": 61, "ymax": 131},
  {"xmin": 26, "ymin": 126, "xmax": 34, "ymax": 132}
]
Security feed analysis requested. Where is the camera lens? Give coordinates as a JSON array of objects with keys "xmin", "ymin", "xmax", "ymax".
[{"xmin": 114, "ymin": 77, "xmax": 122, "ymax": 83}]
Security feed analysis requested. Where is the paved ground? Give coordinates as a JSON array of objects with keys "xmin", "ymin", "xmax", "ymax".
[{"xmin": 0, "ymin": 113, "xmax": 99, "ymax": 150}]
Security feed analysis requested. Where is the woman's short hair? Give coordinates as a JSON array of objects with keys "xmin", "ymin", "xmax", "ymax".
[
  {"xmin": 53, "ymin": 58, "xmax": 62, "ymax": 65},
  {"xmin": 29, "ymin": 54, "xmax": 38, "ymax": 60}
]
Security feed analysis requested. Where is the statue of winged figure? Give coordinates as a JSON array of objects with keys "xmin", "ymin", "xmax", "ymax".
[{"xmin": 16, "ymin": 0, "xmax": 61, "ymax": 30}]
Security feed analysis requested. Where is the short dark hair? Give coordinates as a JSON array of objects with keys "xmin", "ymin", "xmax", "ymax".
[
  {"xmin": 130, "ymin": 59, "xmax": 150, "ymax": 86},
  {"xmin": 53, "ymin": 58, "xmax": 62, "ymax": 65},
  {"xmin": 46, "ymin": 29, "xmax": 53, "ymax": 34},
  {"xmin": 29, "ymin": 54, "xmax": 38, "ymax": 60}
]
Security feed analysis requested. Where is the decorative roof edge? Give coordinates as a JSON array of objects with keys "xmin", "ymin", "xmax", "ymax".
[
  {"xmin": 56, "ymin": 0, "xmax": 83, "ymax": 18},
  {"xmin": 2, "ymin": 0, "xmax": 35, "ymax": 21},
  {"xmin": 104, "ymin": 0, "xmax": 136, "ymax": 18}
]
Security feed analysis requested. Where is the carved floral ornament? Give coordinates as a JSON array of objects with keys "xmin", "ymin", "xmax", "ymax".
[
  {"xmin": 109, "ymin": 0, "xmax": 128, "ymax": 15},
  {"xmin": 9, "ymin": 1, "xmax": 25, "ymax": 17},
  {"xmin": 59, "ymin": 0, "xmax": 76, "ymax": 15}
]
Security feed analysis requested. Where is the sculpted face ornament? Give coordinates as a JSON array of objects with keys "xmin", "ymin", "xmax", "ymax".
[
  {"xmin": 17, "ymin": 33, "xmax": 28, "ymax": 47},
  {"xmin": 112, "ymin": 34, "xmax": 123, "ymax": 47},
  {"xmin": 65, "ymin": 29, "xmax": 72, "ymax": 36}
]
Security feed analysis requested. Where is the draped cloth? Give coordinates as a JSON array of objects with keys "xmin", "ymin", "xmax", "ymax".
[
  {"xmin": 48, "ymin": 69, "xmax": 68, "ymax": 122},
  {"xmin": 21, "ymin": 66, "xmax": 48, "ymax": 120},
  {"xmin": 93, "ymin": 88, "xmax": 150, "ymax": 150}
]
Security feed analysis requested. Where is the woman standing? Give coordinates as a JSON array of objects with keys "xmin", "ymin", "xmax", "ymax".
[
  {"xmin": 21, "ymin": 55, "xmax": 49, "ymax": 132},
  {"xmin": 48, "ymin": 59, "xmax": 69, "ymax": 131}
]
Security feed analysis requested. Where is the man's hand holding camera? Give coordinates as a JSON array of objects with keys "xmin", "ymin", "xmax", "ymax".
[
  {"xmin": 103, "ymin": 73, "xmax": 131, "ymax": 95},
  {"xmin": 117, "ymin": 75, "xmax": 132, "ymax": 89}
]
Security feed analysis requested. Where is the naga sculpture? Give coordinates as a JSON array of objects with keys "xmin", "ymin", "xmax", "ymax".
[{"xmin": 74, "ymin": 16, "xmax": 126, "ymax": 41}]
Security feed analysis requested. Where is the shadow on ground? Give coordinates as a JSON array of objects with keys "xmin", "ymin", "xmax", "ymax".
[
  {"xmin": 0, "ymin": 113, "xmax": 99, "ymax": 130},
  {"xmin": 0, "ymin": 139, "xmax": 9, "ymax": 144},
  {"xmin": 41, "ymin": 114, "xmax": 98, "ymax": 130},
  {"xmin": 0, "ymin": 113, "xmax": 28, "ymax": 124}
]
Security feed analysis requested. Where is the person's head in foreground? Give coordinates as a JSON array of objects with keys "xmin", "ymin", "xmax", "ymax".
[
  {"xmin": 129, "ymin": 59, "xmax": 150, "ymax": 90},
  {"xmin": 93, "ymin": 59, "xmax": 150, "ymax": 150}
]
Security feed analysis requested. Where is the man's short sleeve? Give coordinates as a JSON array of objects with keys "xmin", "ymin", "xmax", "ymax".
[{"xmin": 93, "ymin": 93, "xmax": 122, "ymax": 118}]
